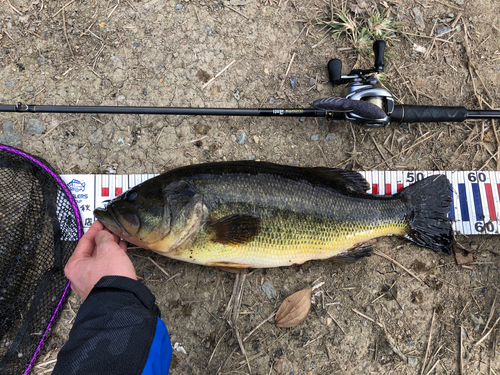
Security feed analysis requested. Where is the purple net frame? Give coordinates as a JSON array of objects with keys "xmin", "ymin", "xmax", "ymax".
[{"xmin": 0, "ymin": 145, "xmax": 83, "ymax": 374}]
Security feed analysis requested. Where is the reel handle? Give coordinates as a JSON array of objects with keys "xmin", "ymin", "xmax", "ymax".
[
  {"xmin": 327, "ymin": 58, "xmax": 343, "ymax": 86},
  {"xmin": 373, "ymin": 40, "xmax": 386, "ymax": 71}
]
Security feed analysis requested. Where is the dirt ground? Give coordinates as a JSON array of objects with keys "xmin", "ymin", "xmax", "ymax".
[{"xmin": 1, "ymin": 0, "xmax": 499, "ymax": 374}]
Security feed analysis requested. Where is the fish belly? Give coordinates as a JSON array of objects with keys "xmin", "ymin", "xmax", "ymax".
[{"xmin": 167, "ymin": 207, "xmax": 408, "ymax": 268}]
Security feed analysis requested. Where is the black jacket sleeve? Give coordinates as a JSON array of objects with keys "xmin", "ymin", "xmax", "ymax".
[{"xmin": 53, "ymin": 276, "xmax": 163, "ymax": 375}]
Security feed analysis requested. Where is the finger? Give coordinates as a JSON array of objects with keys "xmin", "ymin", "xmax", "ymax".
[
  {"xmin": 111, "ymin": 232, "xmax": 122, "ymax": 244},
  {"xmin": 95, "ymin": 230, "xmax": 118, "ymax": 248},
  {"xmin": 72, "ymin": 221, "xmax": 104, "ymax": 258},
  {"xmin": 119, "ymin": 240, "xmax": 127, "ymax": 252}
]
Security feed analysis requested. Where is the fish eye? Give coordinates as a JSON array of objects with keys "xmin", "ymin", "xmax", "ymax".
[{"xmin": 125, "ymin": 190, "xmax": 137, "ymax": 202}]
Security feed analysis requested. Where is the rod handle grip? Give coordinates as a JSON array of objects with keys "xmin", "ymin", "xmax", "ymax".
[{"xmin": 391, "ymin": 105, "xmax": 468, "ymax": 123}]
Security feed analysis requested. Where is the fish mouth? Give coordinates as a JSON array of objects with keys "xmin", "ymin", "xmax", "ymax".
[{"xmin": 94, "ymin": 207, "xmax": 130, "ymax": 238}]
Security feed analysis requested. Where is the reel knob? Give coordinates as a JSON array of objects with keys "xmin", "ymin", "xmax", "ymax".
[
  {"xmin": 373, "ymin": 40, "xmax": 386, "ymax": 71},
  {"xmin": 327, "ymin": 59, "xmax": 343, "ymax": 86}
]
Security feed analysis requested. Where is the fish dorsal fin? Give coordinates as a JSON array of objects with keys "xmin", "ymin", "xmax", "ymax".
[
  {"xmin": 207, "ymin": 214, "xmax": 261, "ymax": 245},
  {"xmin": 311, "ymin": 167, "xmax": 370, "ymax": 193}
]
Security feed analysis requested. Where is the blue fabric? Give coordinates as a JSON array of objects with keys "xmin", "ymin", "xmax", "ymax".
[{"xmin": 141, "ymin": 318, "xmax": 172, "ymax": 374}]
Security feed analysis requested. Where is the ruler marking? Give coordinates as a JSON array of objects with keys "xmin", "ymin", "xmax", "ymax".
[
  {"xmin": 471, "ymin": 183, "xmax": 484, "ymax": 221},
  {"xmin": 490, "ymin": 172, "xmax": 500, "ymax": 229},
  {"xmin": 458, "ymin": 183, "xmax": 469, "ymax": 221},
  {"xmin": 464, "ymin": 174, "xmax": 479, "ymax": 234},
  {"xmin": 485, "ymin": 184, "xmax": 496, "ymax": 221}
]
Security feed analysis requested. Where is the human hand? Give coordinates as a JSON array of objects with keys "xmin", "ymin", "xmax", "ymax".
[{"xmin": 65, "ymin": 220, "xmax": 137, "ymax": 299}]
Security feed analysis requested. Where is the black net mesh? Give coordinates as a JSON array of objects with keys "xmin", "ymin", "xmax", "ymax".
[{"xmin": 0, "ymin": 145, "xmax": 82, "ymax": 374}]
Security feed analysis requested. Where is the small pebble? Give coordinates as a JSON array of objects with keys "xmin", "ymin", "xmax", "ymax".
[
  {"xmin": 407, "ymin": 356, "xmax": 418, "ymax": 367},
  {"xmin": 309, "ymin": 77, "xmax": 316, "ymax": 86},
  {"xmin": 290, "ymin": 77, "xmax": 298, "ymax": 89},
  {"xmin": 133, "ymin": 43, "xmax": 140, "ymax": 47},
  {"xmin": 261, "ymin": 280, "xmax": 277, "ymax": 300},
  {"xmin": 26, "ymin": 86, "xmax": 33, "ymax": 92},
  {"xmin": 143, "ymin": 90, "xmax": 147, "ymax": 96},
  {"xmin": 269, "ymin": 98, "xmax": 275, "ymax": 104},
  {"xmin": 436, "ymin": 25, "xmax": 452, "ymax": 35},
  {"xmin": 6, "ymin": 81, "xmax": 14, "ymax": 88},
  {"xmin": 470, "ymin": 241, "xmax": 478, "ymax": 251},
  {"xmin": 175, "ymin": 3, "xmax": 183, "ymax": 10},
  {"xmin": 299, "ymin": 117, "xmax": 306, "ymax": 122},
  {"xmin": 89, "ymin": 129, "xmax": 103, "ymax": 145},
  {"xmin": 470, "ymin": 314, "xmax": 484, "ymax": 332},
  {"xmin": 310, "ymin": 134, "xmax": 319, "ymax": 141},
  {"xmin": 325, "ymin": 134, "xmax": 337, "ymax": 141},
  {"xmin": 25, "ymin": 119, "xmax": 45, "ymax": 135},
  {"xmin": 248, "ymin": 155, "xmax": 256, "ymax": 160},
  {"xmin": 237, "ymin": 130, "xmax": 246, "ymax": 145},
  {"xmin": 143, "ymin": 269, "xmax": 153, "ymax": 281},
  {"xmin": 234, "ymin": 89, "xmax": 241, "ymax": 101},
  {"xmin": 118, "ymin": 95, "xmax": 125, "ymax": 101}
]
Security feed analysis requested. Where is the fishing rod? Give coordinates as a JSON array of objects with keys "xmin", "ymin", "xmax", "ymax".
[{"xmin": 1, "ymin": 41, "xmax": 498, "ymax": 128}]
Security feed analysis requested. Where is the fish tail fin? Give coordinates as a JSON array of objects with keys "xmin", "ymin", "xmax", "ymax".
[{"xmin": 397, "ymin": 175, "xmax": 453, "ymax": 254}]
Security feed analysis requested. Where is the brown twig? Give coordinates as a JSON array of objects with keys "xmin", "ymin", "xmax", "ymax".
[
  {"xmin": 62, "ymin": 10, "xmax": 75, "ymax": 58},
  {"xmin": 243, "ymin": 311, "xmax": 276, "ymax": 342},
  {"xmin": 6, "ymin": 0, "xmax": 22, "ymax": 15},
  {"xmin": 460, "ymin": 325, "xmax": 464, "ymax": 375},
  {"xmin": 483, "ymin": 291, "xmax": 498, "ymax": 335},
  {"xmin": 208, "ymin": 330, "xmax": 230, "ymax": 365},
  {"xmin": 202, "ymin": 60, "xmax": 237, "ymax": 89},
  {"xmin": 372, "ymin": 132, "xmax": 434, "ymax": 169},
  {"xmin": 147, "ymin": 257, "xmax": 170, "ymax": 278},
  {"xmin": 326, "ymin": 310, "xmax": 346, "ymax": 335},
  {"xmin": 279, "ymin": 52, "xmax": 296, "ymax": 89},
  {"xmin": 373, "ymin": 250, "xmax": 426, "ymax": 285},
  {"xmin": 53, "ymin": 0, "xmax": 76, "ymax": 17},
  {"xmin": 224, "ymin": 4, "xmax": 249, "ymax": 19},
  {"xmin": 475, "ymin": 317, "xmax": 500, "ymax": 347},
  {"xmin": 421, "ymin": 310, "xmax": 436, "ymax": 375}
]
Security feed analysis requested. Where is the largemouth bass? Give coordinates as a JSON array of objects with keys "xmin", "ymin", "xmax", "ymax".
[{"xmin": 94, "ymin": 161, "xmax": 452, "ymax": 270}]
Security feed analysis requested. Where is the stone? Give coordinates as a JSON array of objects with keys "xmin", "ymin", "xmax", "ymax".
[
  {"xmin": 25, "ymin": 119, "xmax": 45, "ymax": 135},
  {"xmin": 436, "ymin": 25, "xmax": 451, "ymax": 35},
  {"xmin": 237, "ymin": 130, "xmax": 246, "ymax": 145},
  {"xmin": 413, "ymin": 8, "xmax": 425, "ymax": 30},
  {"xmin": 89, "ymin": 129, "xmax": 103, "ymax": 145},
  {"xmin": 0, "ymin": 121, "xmax": 21, "ymax": 146},
  {"xmin": 261, "ymin": 281, "xmax": 277, "ymax": 300}
]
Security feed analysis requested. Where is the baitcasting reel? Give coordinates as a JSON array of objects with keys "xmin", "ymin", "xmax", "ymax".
[{"xmin": 327, "ymin": 40, "xmax": 394, "ymax": 127}]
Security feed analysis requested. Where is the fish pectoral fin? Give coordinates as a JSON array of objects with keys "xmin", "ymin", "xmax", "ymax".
[
  {"xmin": 208, "ymin": 261, "xmax": 253, "ymax": 274},
  {"xmin": 207, "ymin": 214, "xmax": 260, "ymax": 245},
  {"xmin": 311, "ymin": 167, "xmax": 370, "ymax": 193},
  {"xmin": 327, "ymin": 240, "xmax": 376, "ymax": 263}
]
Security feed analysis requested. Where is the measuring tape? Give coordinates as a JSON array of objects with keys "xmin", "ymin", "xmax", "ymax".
[{"xmin": 60, "ymin": 171, "xmax": 500, "ymax": 236}]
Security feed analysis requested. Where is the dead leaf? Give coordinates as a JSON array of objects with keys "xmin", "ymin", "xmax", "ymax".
[
  {"xmin": 453, "ymin": 243, "xmax": 474, "ymax": 265},
  {"xmin": 275, "ymin": 288, "xmax": 312, "ymax": 328}
]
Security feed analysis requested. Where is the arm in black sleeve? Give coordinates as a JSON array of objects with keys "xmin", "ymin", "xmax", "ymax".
[{"xmin": 53, "ymin": 276, "xmax": 172, "ymax": 375}]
